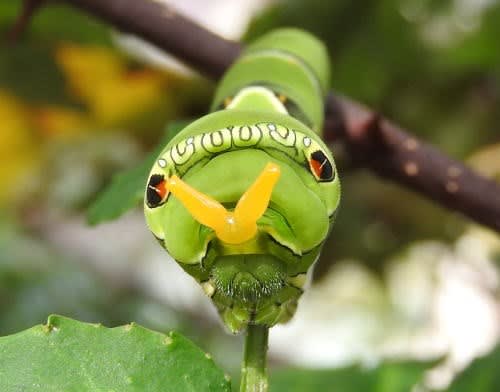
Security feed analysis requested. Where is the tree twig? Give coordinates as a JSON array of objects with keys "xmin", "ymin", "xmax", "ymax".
[
  {"xmin": 22, "ymin": 0, "xmax": 500, "ymax": 232},
  {"xmin": 240, "ymin": 325, "xmax": 269, "ymax": 392},
  {"xmin": 324, "ymin": 94, "xmax": 500, "ymax": 231}
]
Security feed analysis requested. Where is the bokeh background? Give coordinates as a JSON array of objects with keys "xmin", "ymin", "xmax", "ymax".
[{"xmin": 1, "ymin": 0, "xmax": 499, "ymax": 390}]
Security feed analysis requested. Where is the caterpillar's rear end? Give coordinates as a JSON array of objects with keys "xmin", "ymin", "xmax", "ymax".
[{"xmin": 145, "ymin": 29, "xmax": 340, "ymax": 333}]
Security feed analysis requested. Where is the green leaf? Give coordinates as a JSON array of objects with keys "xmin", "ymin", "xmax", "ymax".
[
  {"xmin": 270, "ymin": 359, "xmax": 435, "ymax": 392},
  {"xmin": 0, "ymin": 42, "xmax": 71, "ymax": 105},
  {"xmin": 0, "ymin": 315, "xmax": 230, "ymax": 392},
  {"xmin": 446, "ymin": 344, "xmax": 500, "ymax": 392},
  {"xmin": 0, "ymin": 2, "xmax": 112, "ymax": 105},
  {"xmin": 86, "ymin": 122, "xmax": 187, "ymax": 225}
]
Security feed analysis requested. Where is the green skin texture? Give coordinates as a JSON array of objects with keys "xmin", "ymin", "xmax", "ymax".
[{"xmin": 145, "ymin": 29, "xmax": 341, "ymax": 333}]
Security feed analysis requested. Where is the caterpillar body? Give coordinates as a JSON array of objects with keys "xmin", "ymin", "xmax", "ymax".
[{"xmin": 144, "ymin": 29, "xmax": 340, "ymax": 333}]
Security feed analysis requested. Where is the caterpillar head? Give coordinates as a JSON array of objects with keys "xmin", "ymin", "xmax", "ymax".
[{"xmin": 144, "ymin": 115, "xmax": 340, "ymax": 333}]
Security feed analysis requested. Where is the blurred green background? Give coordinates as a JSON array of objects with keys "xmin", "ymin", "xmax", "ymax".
[{"xmin": 1, "ymin": 0, "xmax": 499, "ymax": 390}]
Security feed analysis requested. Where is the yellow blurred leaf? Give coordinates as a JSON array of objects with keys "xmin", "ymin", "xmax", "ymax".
[
  {"xmin": 55, "ymin": 43, "xmax": 125, "ymax": 102},
  {"xmin": 89, "ymin": 70, "xmax": 168, "ymax": 124},
  {"xmin": 0, "ymin": 90, "xmax": 39, "ymax": 205},
  {"xmin": 55, "ymin": 44, "xmax": 169, "ymax": 125},
  {"xmin": 32, "ymin": 106, "xmax": 89, "ymax": 138}
]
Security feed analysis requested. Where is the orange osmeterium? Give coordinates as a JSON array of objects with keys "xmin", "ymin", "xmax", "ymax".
[{"xmin": 165, "ymin": 162, "xmax": 281, "ymax": 244}]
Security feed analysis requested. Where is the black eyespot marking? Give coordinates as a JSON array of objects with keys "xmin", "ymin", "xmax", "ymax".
[
  {"xmin": 309, "ymin": 150, "xmax": 335, "ymax": 182},
  {"xmin": 146, "ymin": 174, "xmax": 168, "ymax": 208}
]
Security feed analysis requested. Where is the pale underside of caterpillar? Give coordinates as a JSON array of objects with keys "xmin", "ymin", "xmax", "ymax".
[{"xmin": 144, "ymin": 29, "xmax": 341, "ymax": 333}]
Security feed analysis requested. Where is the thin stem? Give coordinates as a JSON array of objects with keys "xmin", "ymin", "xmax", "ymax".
[{"xmin": 240, "ymin": 324, "xmax": 269, "ymax": 392}]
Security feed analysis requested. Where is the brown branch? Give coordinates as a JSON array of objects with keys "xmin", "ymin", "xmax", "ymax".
[
  {"xmin": 324, "ymin": 94, "xmax": 500, "ymax": 231},
  {"xmin": 28, "ymin": 0, "xmax": 500, "ymax": 232}
]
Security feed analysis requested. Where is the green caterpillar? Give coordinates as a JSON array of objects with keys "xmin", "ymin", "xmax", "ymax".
[{"xmin": 144, "ymin": 29, "xmax": 340, "ymax": 333}]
